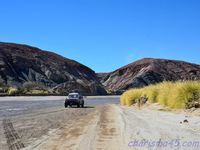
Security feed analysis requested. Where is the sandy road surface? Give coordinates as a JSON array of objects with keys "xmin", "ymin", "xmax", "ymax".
[
  {"xmin": 0, "ymin": 96, "xmax": 119, "ymax": 150},
  {"xmin": 23, "ymin": 105, "xmax": 200, "ymax": 150},
  {"xmin": 29, "ymin": 105, "xmax": 126, "ymax": 150},
  {"xmin": 1, "ymin": 96, "xmax": 200, "ymax": 150},
  {"xmin": 0, "ymin": 107, "xmax": 96, "ymax": 150},
  {"xmin": 0, "ymin": 96, "xmax": 119, "ymax": 118}
]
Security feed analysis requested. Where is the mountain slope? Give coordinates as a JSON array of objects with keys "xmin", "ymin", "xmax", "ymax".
[
  {"xmin": 99, "ymin": 58, "xmax": 200, "ymax": 92},
  {"xmin": 0, "ymin": 42, "xmax": 106, "ymax": 95}
]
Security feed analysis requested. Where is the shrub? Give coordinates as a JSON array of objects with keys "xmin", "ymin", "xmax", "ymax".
[
  {"xmin": 22, "ymin": 82, "xmax": 46, "ymax": 92},
  {"xmin": 142, "ymin": 85, "xmax": 159, "ymax": 103},
  {"xmin": 170, "ymin": 81, "xmax": 200, "ymax": 108},
  {"xmin": 120, "ymin": 81, "xmax": 200, "ymax": 109},
  {"xmin": 27, "ymin": 89, "xmax": 49, "ymax": 94},
  {"xmin": 156, "ymin": 82, "xmax": 174, "ymax": 106},
  {"xmin": 7, "ymin": 87, "xmax": 18, "ymax": 95},
  {"xmin": 121, "ymin": 88, "xmax": 143, "ymax": 106},
  {"xmin": 0, "ymin": 82, "xmax": 9, "ymax": 93},
  {"xmin": 0, "ymin": 87, "xmax": 4, "ymax": 93}
]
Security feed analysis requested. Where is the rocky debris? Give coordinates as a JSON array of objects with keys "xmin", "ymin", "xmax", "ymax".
[
  {"xmin": 0, "ymin": 42, "xmax": 107, "ymax": 95},
  {"xmin": 98, "ymin": 58, "xmax": 200, "ymax": 93},
  {"xmin": 186, "ymin": 101, "xmax": 200, "ymax": 109}
]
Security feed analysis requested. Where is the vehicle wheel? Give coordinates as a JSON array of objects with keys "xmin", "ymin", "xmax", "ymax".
[
  {"xmin": 65, "ymin": 104, "xmax": 68, "ymax": 108},
  {"xmin": 77, "ymin": 104, "xmax": 80, "ymax": 108}
]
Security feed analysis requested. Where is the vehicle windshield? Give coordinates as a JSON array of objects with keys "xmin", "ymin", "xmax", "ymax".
[{"xmin": 68, "ymin": 93, "xmax": 79, "ymax": 99}]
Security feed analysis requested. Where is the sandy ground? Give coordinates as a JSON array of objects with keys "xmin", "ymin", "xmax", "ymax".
[
  {"xmin": 0, "ymin": 107, "xmax": 95, "ymax": 150},
  {"xmin": 0, "ymin": 96, "xmax": 119, "ymax": 118},
  {"xmin": 23, "ymin": 105, "xmax": 126, "ymax": 150},
  {"xmin": 121, "ymin": 106, "xmax": 200, "ymax": 150},
  {"xmin": 0, "ymin": 96, "xmax": 120, "ymax": 102},
  {"xmin": 1, "ymin": 101, "xmax": 200, "ymax": 150}
]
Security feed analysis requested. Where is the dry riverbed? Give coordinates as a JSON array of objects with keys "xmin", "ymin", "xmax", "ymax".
[
  {"xmin": 1, "ymin": 97, "xmax": 200, "ymax": 150},
  {"xmin": 0, "ymin": 107, "xmax": 95, "ymax": 150}
]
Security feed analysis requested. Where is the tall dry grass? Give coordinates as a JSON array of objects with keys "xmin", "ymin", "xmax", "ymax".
[{"xmin": 120, "ymin": 81, "xmax": 200, "ymax": 109}]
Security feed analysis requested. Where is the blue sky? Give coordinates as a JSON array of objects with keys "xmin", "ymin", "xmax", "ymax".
[{"xmin": 0, "ymin": 0, "xmax": 200, "ymax": 72}]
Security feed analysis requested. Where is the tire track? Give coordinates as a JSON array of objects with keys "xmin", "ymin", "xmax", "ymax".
[
  {"xmin": 3, "ymin": 119, "xmax": 25, "ymax": 150},
  {"xmin": 94, "ymin": 105, "xmax": 125, "ymax": 150}
]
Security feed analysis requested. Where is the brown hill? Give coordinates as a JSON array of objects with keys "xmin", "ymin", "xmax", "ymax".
[
  {"xmin": 0, "ymin": 42, "xmax": 106, "ymax": 95},
  {"xmin": 98, "ymin": 58, "xmax": 200, "ymax": 93}
]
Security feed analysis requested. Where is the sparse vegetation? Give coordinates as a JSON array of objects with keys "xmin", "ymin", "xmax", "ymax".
[
  {"xmin": 22, "ymin": 82, "xmax": 49, "ymax": 94},
  {"xmin": 0, "ymin": 81, "xmax": 50, "ymax": 96},
  {"xmin": 26, "ymin": 89, "xmax": 49, "ymax": 94},
  {"xmin": 7, "ymin": 87, "xmax": 18, "ymax": 95},
  {"xmin": 0, "ymin": 82, "xmax": 9, "ymax": 94},
  {"xmin": 0, "ymin": 88, "xmax": 4, "ymax": 93},
  {"xmin": 120, "ymin": 81, "xmax": 200, "ymax": 109},
  {"xmin": 22, "ymin": 82, "xmax": 45, "ymax": 91}
]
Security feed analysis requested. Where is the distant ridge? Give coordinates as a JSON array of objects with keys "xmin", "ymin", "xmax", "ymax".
[
  {"xmin": 1, "ymin": 42, "xmax": 200, "ymax": 95},
  {"xmin": 98, "ymin": 58, "xmax": 200, "ymax": 93},
  {"xmin": 0, "ymin": 42, "xmax": 107, "ymax": 95}
]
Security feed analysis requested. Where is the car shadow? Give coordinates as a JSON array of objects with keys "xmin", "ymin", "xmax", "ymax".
[
  {"xmin": 66, "ymin": 106, "xmax": 95, "ymax": 109},
  {"xmin": 84, "ymin": 106, "xmax": 95, "ymax": 108}
]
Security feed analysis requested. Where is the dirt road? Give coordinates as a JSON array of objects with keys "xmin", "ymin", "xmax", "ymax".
[
  {"xmin": 0, "ymin": 96, "xmax": 119, "ymax": 118},
  {"xmin": 1, "ymin": 98, "xmax": 200, "ymax": 150},
  {"xmin": 27, "ymin": 105, "xmax": 126, "ymax": 150},
  {"xmin": 24, "ymin": 105, "xmax": 200, "ymax": 150}
]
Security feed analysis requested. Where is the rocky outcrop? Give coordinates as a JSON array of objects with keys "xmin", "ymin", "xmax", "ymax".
[
  {"xmin": 98, "ymin": 58, "xmax": 200, "ymax": 93},
  {"xmin": 0, "ymin": 42, "xmax": 106, "ymax": 95},
  {"xmin": 1, "ymin": 42, "xmax": 200, "ymax": 95}
]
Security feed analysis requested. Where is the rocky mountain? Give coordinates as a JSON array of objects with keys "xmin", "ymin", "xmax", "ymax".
[
  {"xmin": 1, "ymin": 42, "xmax": 200, "ymax": 95},
  {"xmin": 0, "ymin": 42, "xmax": 107, "ymax": 95},
  {"xmin": 98, "ymin": 58, "xmax": 200, "ymax": 93}
]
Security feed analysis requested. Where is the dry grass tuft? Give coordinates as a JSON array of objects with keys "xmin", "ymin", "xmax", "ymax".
[{"xmin": 120, "ymin": 81, "xmax": 200, "ymax": 109}]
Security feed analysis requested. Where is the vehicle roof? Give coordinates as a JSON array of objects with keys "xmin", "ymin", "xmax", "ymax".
[{"xmin": 68, "ymin": 93, "xmax": 80, "ymax": 95}]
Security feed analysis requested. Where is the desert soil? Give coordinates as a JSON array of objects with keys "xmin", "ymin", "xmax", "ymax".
[{"xmin": 1, "ymin": 97, "xmax": 200, "ymax": 150}]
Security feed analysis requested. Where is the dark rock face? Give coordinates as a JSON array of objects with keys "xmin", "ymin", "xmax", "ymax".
[
  {"xmin": 98, "ymin": 58, "xmax": 200, "ymax": 92},
  {"xmin": 0, "ymin": 42, "xmax": 106, "ymax": 95}
]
